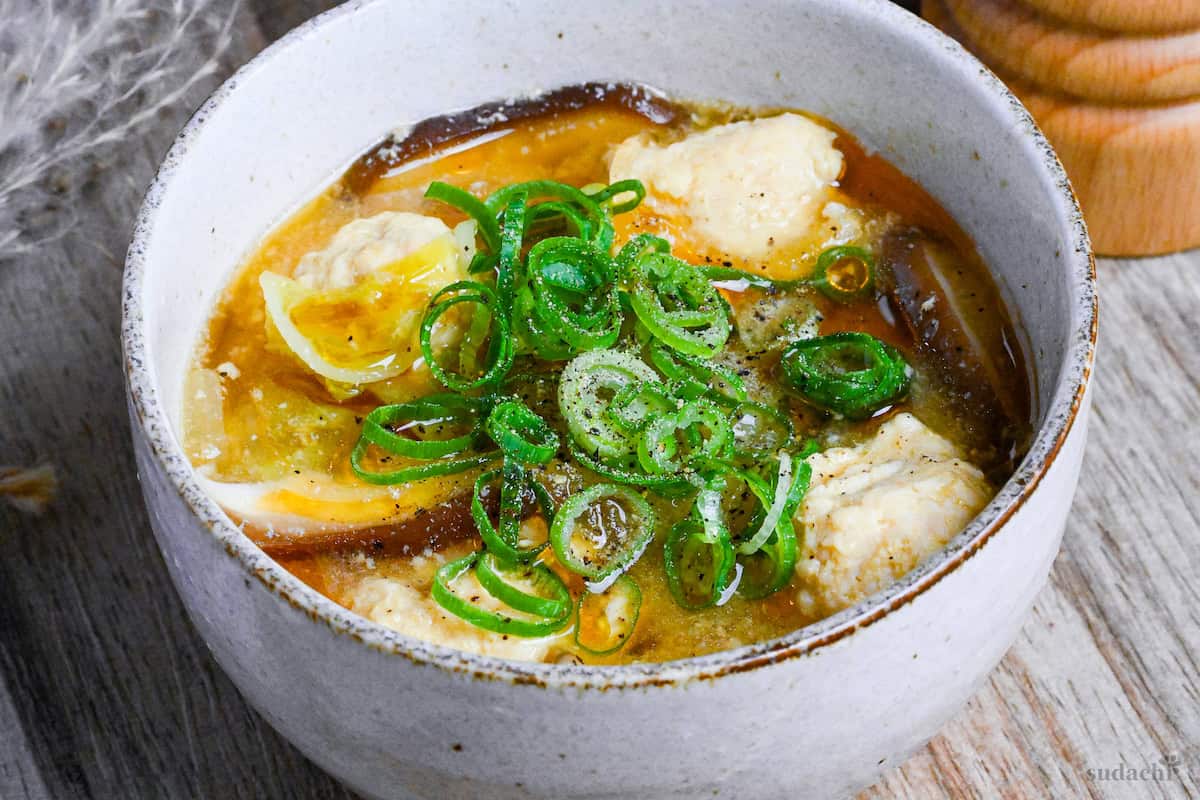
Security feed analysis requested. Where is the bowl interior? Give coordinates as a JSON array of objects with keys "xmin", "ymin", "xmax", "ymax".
[{"xmin": 126, "ymin": 0, "xmax": 1093, "ymax": 675}]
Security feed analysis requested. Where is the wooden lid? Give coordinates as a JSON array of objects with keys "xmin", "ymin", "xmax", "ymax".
[
  {"xmin": 924, "ymin": 0, "xmax": 1200, "ymax": 255},
  {"xmin": 943, "ymin": 0, "xmax": 1200, "ymax": 104},
  {"xmin": 1018, "ymin": 85, "xmax": 1200, "ymax": 256},
  {"xmin": 1018, "ymin": 0, "xmax": 1200, "ymax": 35}
]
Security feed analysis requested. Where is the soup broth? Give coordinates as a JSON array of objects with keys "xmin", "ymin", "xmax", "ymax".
[{"xmin": 184, "ymin": 84, "xmax": 1031, "ymax": 664}]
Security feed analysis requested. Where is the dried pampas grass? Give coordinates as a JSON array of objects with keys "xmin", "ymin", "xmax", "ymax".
[
  {"xmin": 0, "ymin": 0, "xmax": 241, "ymax": 258},
  {"xmin": 0, "ymin": 464, "xmax": 58, "ymax": 513}
]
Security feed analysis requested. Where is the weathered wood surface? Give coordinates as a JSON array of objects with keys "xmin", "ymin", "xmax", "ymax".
[{"xmin": 0, "ymin": 2, "xmax": 1196, "ymax": 798}]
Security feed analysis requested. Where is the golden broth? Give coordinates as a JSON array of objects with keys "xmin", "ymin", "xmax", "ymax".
[{"xmin": 186, "ymin": 87, "xmax": 1030, "ymax": 664}]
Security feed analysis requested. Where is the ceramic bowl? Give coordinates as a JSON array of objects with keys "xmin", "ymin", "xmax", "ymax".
[{"xmin": 122, "ymin": 0, "xmax": 1097, "ymax": 797}]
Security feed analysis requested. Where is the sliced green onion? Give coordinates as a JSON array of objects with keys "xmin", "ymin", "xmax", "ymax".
[
  {"xmin": 736, "ymin": 452, "xmax": 794, "ymax": 555},
  {"xmin": 550, "ymin": 483, "xmax": 656, "ymax": 585},
  {"xmin": 575, "ymin": 575, "xmax": 642, "ymax": 655},
  {"xmin": 358, "ymin": 394, "xmax": 487, "ymax": 460},
  {"xmin": 352, "ymin": 175, "xmax": 885, "ymax": 634},
  {"xmin": 664, "ymin": 519, "xmax": 736, "ymax": 610},
  {"xmin": 735, "ymin": 451, "xmax": 811, "ymax": 598},
  {"xmin": 567, "ymin": 439, "xmax": 694, "ymax": 493},
  {"xmin": 420, "ymin": 280, "xmax": 514, "ymax": 391},
  {"xmin": 627, "ymin": 252, "xmax": 731, "ymax": 358},
  {"xmin": 487, "ymin": 180, "xmax": 613, "ymax": 251},
  {"xmin": 484, "ymin": 399, "xmax": 559, "ymax": 465},
  {"xmin": 457, "ymin": 301, "xmax": 494, "ymax": 377},
  {"xmin": 558, "ymin": 350, "xmax": 659, "ymax": 460},
  {"xmin": 614, "ymin": 234, "xmax": 670, "ymax": 281},
  {"xmin": 527, "ymin": 237, "xmax": 622, "ymax": 353},
  {"xmin": 729, "ymin": 401, "xmax": 794, "ymax": 458},
  {"xmin": 432, "ymin": 552, "xmax": 571, "ymax": 637},
  {"xmin": 604, "ymin": 380, "xmax": 675, "ymax": 435},
  {"xmin": 586, "ymin": 179, "xmax": 646, "ymax": 215},
  {"xmin": 736, "ymin": 523, "xmax": 797, "ymax": 599},
  {"xmin": 472, "ymin": 461, "xmax": 547, "ymax": 563},
  {"xmin": 425, "ymin": 181, "xmax": 501, "ymax": 253},
  {"xmin": 525, "ymin": 200, "xmax": 592, "ymax": 241},
  {"xmin": 513, "ymin": 284, "xmax": 577, "ymax": 361},
  {"xmin": 779, "ymin": 332, "xmax": 911, "ymax": 419},
  {"xmin": 475, "ymin": 553, "xmax": 572, "ymax": 619},
  {"xmin": 637, "ymin": 399, "xmax": 733, "ymax": 474},
  {"xmin": 495, "ymin": 193, "xmax": 527, "ymax": 315},
  {"xmin": 646, "ymin": 343, "xmax": 746, "ymax": 407},
  {"xmin": 811, "ymin": 245, "xmax": 875, "ymax": 302},
  {"xmin": 350, "ymin": 441, "xmax": 495, "ymax": 486}
]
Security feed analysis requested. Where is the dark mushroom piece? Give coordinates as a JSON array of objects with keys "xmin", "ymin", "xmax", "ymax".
[
  {"xmin": 342, "ymin": 82, "xmax": 678, "ymax": 196},
  {"xmin": 238, "ymin": 490, "xmax": 483, "ymax": 559},
  {"xmin": 879, "ymin": 227, "xmax": 1030, "ymax": 472}
]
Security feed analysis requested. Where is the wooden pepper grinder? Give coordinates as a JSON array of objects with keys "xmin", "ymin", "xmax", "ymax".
[{"xmin": 923, "ymin": 0, "xmax": 1200, "ymax": 256}]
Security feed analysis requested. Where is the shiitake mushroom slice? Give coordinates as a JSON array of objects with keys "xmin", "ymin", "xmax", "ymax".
[
  {"xmin": 239, "ymin": 490, "xmax": 483, "ymax": 558},
  {"xmin": 879, "ymin": 226, "xmax": 1031, "ymax": 478},
  {"xmin": 342, "ymin": 82, "xmax": 679, "ymax": 196}
]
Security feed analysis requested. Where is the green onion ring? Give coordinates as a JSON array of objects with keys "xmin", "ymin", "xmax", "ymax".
[
  {"xmin": 614, "ymin": 234, "xmax": 671, "ymax": 281},
  {"xmin": 424, "ymin": 181, "xmax": 501, "ymax": 253},
  {"xmin": 663, "ymin": 519, "xmax": 737, "ymax": 610},
  {"xmin": 558, "ymin": 350, "xmax": 659, "ymax": 460},
  {"xmin": 575, "ymin": 575, "xmax": 642, "ymax": 655},
  {"xmin": 513, "ymin": 285, "xmax": 576, "ymax": 361},
  {"xmin": 496, "ymin": 193, "xmax": 527, "ymax": 315},
  {"xmin": 487, "ymin": 180, "xmax": 612, "ymax": 251},
  {"xmin": 811, "ymin": 245, "xmax": 875, "ymax": 302},
  {"xmin": 735, "ymin": 452, "xmax": 794, "ymax": 555},
  {"xmin": 432, "ymin": 552, "xmax": 571, "ymax": 637},
  {"xmin": 729, "ymin": 401, "xmax": 794, "ymax": 458},
  {"xmin": 550, "ymin": 483, "xmax": 656, "ymax": 585},
  {"xmin": 457, "ymin": 301, "xmax": 494, "ymax": 377},
  {"xmin": 567, "ymin": 439, "xmax": 694, "ymax": 493},
  {"xmin": 474, "ymin": 553, "xmax": 572, "ymax": 619},
  {"xmin": 604, "ymin": 380, "xmax": 675, "ymax": 435},
  {"xmin": 778, "ymin": 332, "xmax": 911, "ymax": 419},
  {"xmin": 525, "ymin": 200, "xmax": 592, "ymax": 241},
  {"xmin": 472, "ymin": 461, "xmax": 546, "ymax": 563},
  {"xmin": 350, "ymin": 439, "xmax": 496, "ymax": 486},
  {"xmin": 527, "ymin": 238, "xmax": 622, "ymax": 352},
  {"xmin": 358, "ymin": 394, "xmax": 487, "ymax": 460},
  {"xmin": 587, "ymin": 179, "xmax": 646, "ymax": 215},
  {"xmin": 627, "ymin": 252, "xmax": 731, "ymax": 358},
  {"xmin": 646, "ymin": 343, "xmax": 746, "ymax": 408},
  {"xmin": 636, "ymin": 399, "xmax": 733, "ymax": 474},
  {"xmin": 736, "ymin": 523, "xmax": 798, "ymax": 600},
  {"xmin": 737, "ymin": 448, "xmax": 815, "ymax": 599},
  {"xmin": 484, "ymin": 399, "xmax": 560, "ymax": 465},
  {"xmin": 420, "ymin": 280, "xmax": 514, "ymax": 391}
]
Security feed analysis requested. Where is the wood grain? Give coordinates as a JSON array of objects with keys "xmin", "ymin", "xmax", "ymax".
[
  {"xmin": 926, "ymin": 0, "xmax": 1200, "ymax": 257},
  {"xmin": 1, "ymin": 2, "xmax": 1197, "ymax": 799},
  {"xmin": 1018, "ymin": 0, "xmax": 1200, "ymax": 35},
  {"xmin": 943, "ymin": 0, "xmax": 1200, "ymax": 104}
]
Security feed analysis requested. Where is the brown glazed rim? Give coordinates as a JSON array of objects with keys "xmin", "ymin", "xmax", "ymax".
[{"xmin": 121, "ymin": 0, "xmax": 1098, "ymax": 690}]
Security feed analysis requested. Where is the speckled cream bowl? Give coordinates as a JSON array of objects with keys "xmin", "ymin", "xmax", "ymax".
[{"xmin": 122, "ymin": 1, "xmax": 1096, "ymax": 797}]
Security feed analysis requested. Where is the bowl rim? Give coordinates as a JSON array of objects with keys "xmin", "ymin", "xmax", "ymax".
[{"xmin": 122, "ymin": 0, "xmax": 1097, "ymax": 690}]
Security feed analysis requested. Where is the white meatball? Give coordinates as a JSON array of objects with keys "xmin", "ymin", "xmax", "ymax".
[
  {"xmin": 609, "ymin": 113, "xmax": 844, "ymax": 259},
  {"xmin": 795, "ymin": 413, "xmax": 993, "ymax": 617},
  {"xmin": 293, "ymin": 211, "xmax": 453, "ymax": 290}
]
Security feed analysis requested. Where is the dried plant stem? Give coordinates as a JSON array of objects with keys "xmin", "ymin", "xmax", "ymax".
[
  {"xmin": 0, "ymin": 464, "xmax": 58, "ymax": 514},
  {"xmin": 0, "ymin": 0, "xmax": 242, "ymax": 258}
]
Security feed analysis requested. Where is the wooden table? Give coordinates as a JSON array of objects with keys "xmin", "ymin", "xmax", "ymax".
[{"xmin": 1, "ymin": 2, "xmax": 1196, "ymax": 798}]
